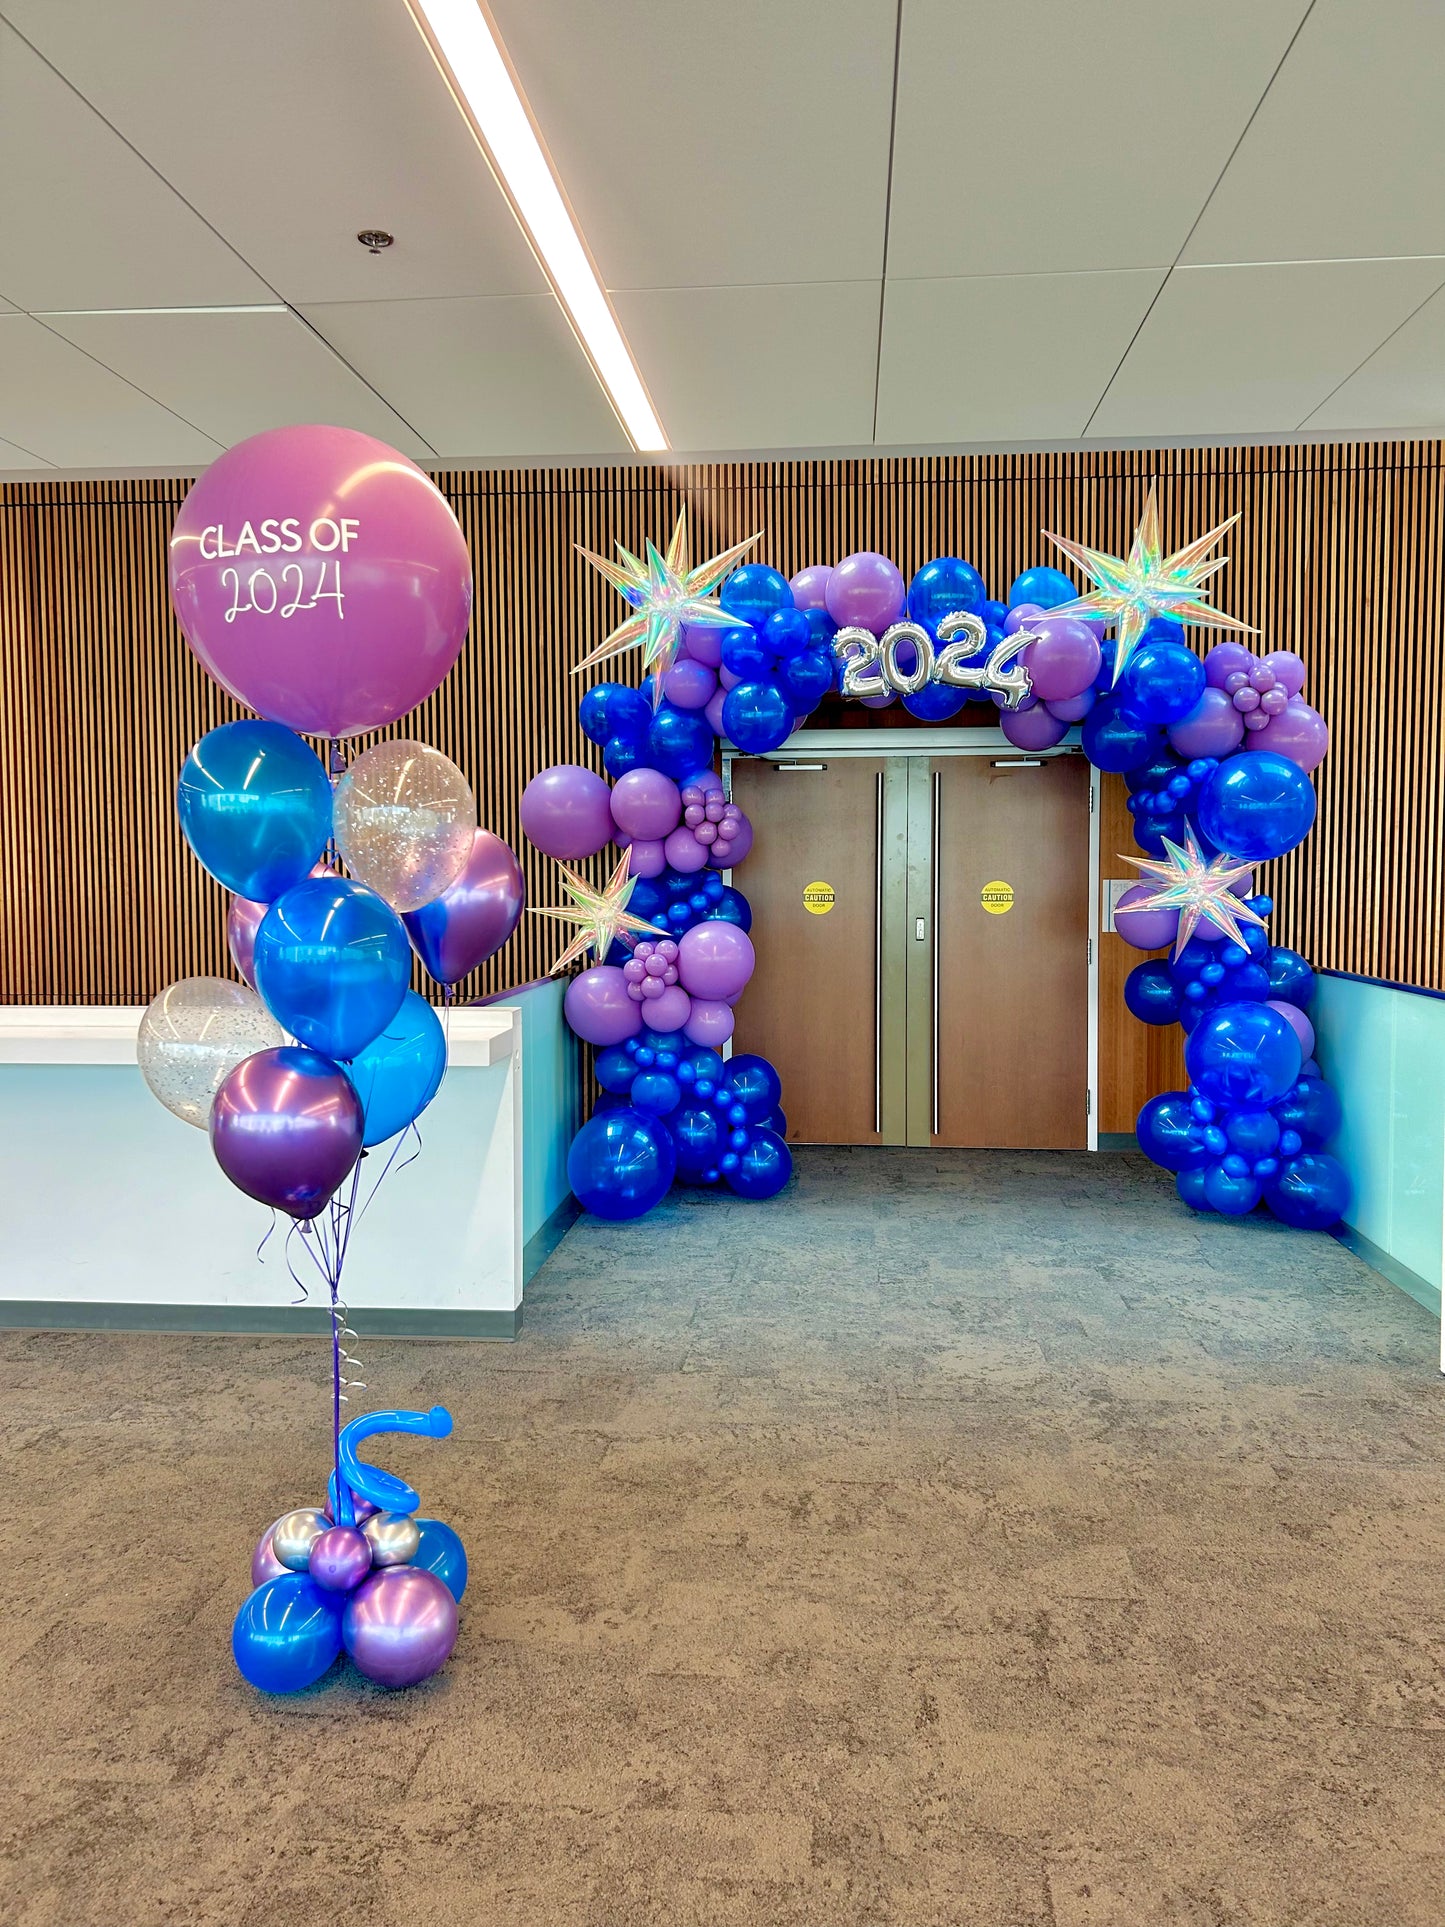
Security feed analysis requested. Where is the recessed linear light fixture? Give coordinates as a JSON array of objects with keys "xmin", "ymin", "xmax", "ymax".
[{"xmin": 404, "ymin": 0, "xmax": 667, "ymax": 453}]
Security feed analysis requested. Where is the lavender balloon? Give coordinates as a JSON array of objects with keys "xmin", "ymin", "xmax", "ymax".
[
  {"xmin": 684, "ymin": 999, "xmax": 735, "ymax": 1047},
  {"xmin": 790, "ymin": 563, "xmax": 833, "ymax": 611},
  {"xmin": 1251, "ymin": 696, "xmax": 1329, "ymax": 772},
  {"xmin": 825, "ymin": 552, "xmax": 905, "ymax": 634},
  {"xmin": 681, "ymin": 622, "xmax": 727, "ymax": 668},
  {"xmin": 1167, "ymin": 687, "xmax": 1246, "ymax": 759},
  {"xmin": 1020, "ymin": 616, "xmax": 1101, "ymax": 702},
  {"xmin": 520, "ymin": 764, "xmax": 614, "ymax": 860},
  {"xmin": 662, "ymin": 658, "xmax": 717, "ymax": 710},
  {"xmin": 678, "ymin": 922, "xmax": 755, "ymax": 1000},
  {"xmin": 210, "ymin": 1046, "xmax": 364, "ymax": 1220},
  {"xmin": 664, "ymin": 825, "xmax": 709, "ymax": 872},
  {"xmin": 1001, "ymin": 705, "xmax": 1068, "ymax": 750},
  {"xmin": 1261, "ymin": 650, "xmax": 1307, "ymax": 698},
  {"xmin": 1046, "ymin": 689, "xmax": 1095, "ymax": 723},
  {"xmin": 1114, "ymin": 885, "xmax": 1180, "ymax": 952},
  {"xmin": 565, "ymin": 966, "xmax": 643, "ymax": 1046},
  {"xmin": 640, "ymin": 984, "xmax": 692, "ymax": 1033},
  {"xmin": 1204, "ymin": 642, "xmax": 1257, "ymax": 690},
  {"xmin": 170, "ymin": 425, "xmax": 472, "ymax": 739},
  {"xmin": 1268, "ymin": 999, "xmax": 1316, "ymax": 1060},
  {"xmin": 610, "ymin": 768, "xmax": 680, "ymax": 841},
  {"xmin": 342, "ymin": 1566, "xmax": 458, "ymax": 1689},
  {"xmin": 403, "ymin": 830, "xmax": 525, "ymax": 987}
]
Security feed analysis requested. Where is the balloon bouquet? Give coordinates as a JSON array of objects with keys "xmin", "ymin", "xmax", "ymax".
[
  {"xmin": 738, "ymin": 492, "xmax": 1348, "ymax": 1231},
  {"xmin": 520, "ymin": 512, "xmax": 799, "ymax": 1219},
  {"xmin": 138, "ymin": 425, "xmax": 525, "ymax": 1692}
]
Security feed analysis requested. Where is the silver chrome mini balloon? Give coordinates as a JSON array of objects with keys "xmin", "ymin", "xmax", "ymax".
[
  {"xmin": 362, "ymin": 1510, "xmax": 422, "ymax": 1567},
  {"xmin": 137, "ymin": 976, "xmax": 285, "ymax": 1129},
  {"xmin": 271, "ymin": 1507, "xmax": 330, "ymax": 1572},
  {"xmin": 333, "ymin": 740, "xmax": 476, "ymax": 914}
]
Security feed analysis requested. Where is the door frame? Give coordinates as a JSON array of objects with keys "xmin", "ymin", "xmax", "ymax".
[{"xmin": 722, "ymin": 726, "xmax": 1101, "ymax": 1151}]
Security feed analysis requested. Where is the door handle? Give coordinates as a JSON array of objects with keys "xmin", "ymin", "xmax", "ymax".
[
  {"xmin": 874, "ymin": 769, "xmax": 883, "ymax": 1136},
  {"xmin": 931, "ymin": 769, "xmax": 941, "ymax": 1139}
]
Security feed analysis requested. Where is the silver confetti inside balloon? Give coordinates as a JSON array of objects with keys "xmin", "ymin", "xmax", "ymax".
[
  {"xmin": 333, "ymin": 741, "xmax": 476, "ymax": 914},
  {"xmin": 362, "ymin": 1510, "xmax": 422, "ymax": 1567},
  {"xmin": 137, "ymin": 976, "xmax": 286, "ymax": 1129},
  {"xmin": 271, "ymin": 1507, "xmax": 330, "ymax": 1572}
]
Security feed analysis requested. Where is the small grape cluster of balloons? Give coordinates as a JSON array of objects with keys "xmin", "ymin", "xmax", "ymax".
[
  {"xmin": 572, "ymin": 1046, "xmax": 789, "ymax": 1219},
  {"xmin": 235, "ymin": 1408, "xmax": 467, "ymax": 1693}
]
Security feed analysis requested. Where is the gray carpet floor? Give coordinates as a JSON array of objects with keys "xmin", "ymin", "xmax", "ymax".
[{"xmin": 2, "ymin": 1148, "xmax": 1443, "ymax": 1926}]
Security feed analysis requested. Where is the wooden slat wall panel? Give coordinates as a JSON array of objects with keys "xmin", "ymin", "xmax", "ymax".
[{"xmin": 1, "ymin": 442, "xmax": 1440, "ymax": 1004}]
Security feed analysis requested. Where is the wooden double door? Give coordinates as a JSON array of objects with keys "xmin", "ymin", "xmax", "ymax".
[{"xmin": 730, "ymin": 751, "xmax": 1091, "ymax": 1148}]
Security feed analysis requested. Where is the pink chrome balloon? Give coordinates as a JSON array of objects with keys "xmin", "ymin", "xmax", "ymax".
[
  {"xmin": 227, "ymin": 894, "xmax": 267, "ymax": 988},
  {"xmin": 170, "ymin": 426, "xmax": 472, "ymax": 739}
]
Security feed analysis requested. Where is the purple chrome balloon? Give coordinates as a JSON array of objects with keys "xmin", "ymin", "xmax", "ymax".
[
  {"xmin": 170, "ymin": 426, "xmax": 472, "ymax": 740},
  {"xmin": 309, "ymin": 1524, "xmax": 373, "ymax": 1593},
  {"xmin": 403, "ymin": 829, "xmax": 525, "ymax": 987},
  {"xmin": 342, "ymin": 1566, "xmax": 459, "ymax": 1688},
  {"xmin": 210, "ymin": 1045, "xmax": 364, "ymax": 1220}
]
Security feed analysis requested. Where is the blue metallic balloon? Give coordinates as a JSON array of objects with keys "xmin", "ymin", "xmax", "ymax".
[
  {"xmin": 1266, "ymin": 946, "xmax": 1316, "ymax": 1008},
  {"xmin": 254, "ymin": 875, "xmax": 412, "ymax": 1062},
  {"xmin": 1124, "ymin": 961, "xmax": 1183, "ymax": 1027},
  {"xmin": 763, "ymin": 607, "xmax": 812, "ymax": 661},
  {"xmin": 232, "ymin": 1572, "xmax": 343, "ymax": 1693},
  {"xmin": 1197, "ymin": 750, "xmax": 1316, "ymax": 862},
  {"xmin": 411, "ymin": 1516, "xmax": 469, "ymax": 1602},
  {"xmin": 1008, "ymin": 565, "xmax": 1077, "ymax": 610},
  {"xmin": 909, "ymin": 556, "xmax": 986, "ymax": 625},
  {"xmin": 706, "ymin": 885, "xmax": 752, "ymax": 932},
  {"xmin": 724, "ymin": 1128, "xmax": 792, "ymax": 1198},
  {"xmin": 603, "ymin": 734, "xmax": 647, "ymax": 779},
  {"xmin": 1185, "ymin": 1001, "xmax": 1302, "ymax": 1107},
  {"xmin": 681, "ymin": 1046, "xmax": 727, "ymax": 1088},
  {"xmin": 1136, "ymin": 1091, "xmax": 1210, "ymax": 1171},
  {"xmin": 177, "ymin": 720, "xmax": 331, "ymax": 901},
  {"xmin": 779, "ymin": 646, "xmax": 835, "ymax": 711},
  {"xmin": 595, "ymin": 1045, "xmax": 637, "ymax": 1094},
  {"xmin": 720, "ymin": 625, "xmax": 771, "ymax": 681},
  {"xmin": 1223, "ymin": 1107, "xmax": 1281, "ymax": 1158},
  {"xmin": 671, "ymin": 1105, "xmax": 724, "ymax": 1180},
  {"xmin": 568, "ymin": 1107, "xmax": 676, "ymax": 1218},
  {"xmin": 579, "ymin": 681, "xmax": 649, "ymax": 748},
  {"xmin": 1176, "ymin": 1165, "xmax": 1212, "ymax": 1211},
  {"xmin": 1081, "ymin": 697, "xmax": 1164, "ymax": 773},
  {"xmin": 631, "ymin": 1070, "xmax": 682, "ymax": 1116},
  {"xmin": 1271, "ymin": 1075, "xmax": 1343, "ymax": 1149},
  {"xmin": 346, "ymin": 989, "xmax": 445, "ymax": 1146},
  {"xmin": 720, "ymin": 564, "xmax": 793, "ymax": 628},
  {"xmin": 648, "ymin": 702, "xmax": 716, "ymax": 780},
  {"xmin": 722, "ymin": 681, "xmax": 794, "ymax": 755},
  {"xmin": 1202, "ymin": 1161, "xmax": 1263, "ymax": 1215},
  {"xmin": 1118, "ymin": 636, "xmax": 1206, "ymax": 725},
  {"xmin": 1266, "ymin": 1152, "xmax": 1351, "ymax": 1229},
  {"xmin": 723, "ymin": 1053, "xmax": 782, "ymax": 1123},
  {"xmin": 903, "ymin": 681, "xmax": 969, "ymax": 721}
]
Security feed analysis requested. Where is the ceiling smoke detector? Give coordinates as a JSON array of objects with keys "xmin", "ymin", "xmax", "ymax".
[{"xmin": 356, "ymin": 229, "xmax": 395, "ymax": 254}]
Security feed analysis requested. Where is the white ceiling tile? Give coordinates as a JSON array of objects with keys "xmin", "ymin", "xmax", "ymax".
[
  {"xmin": 876, "ymin": 270, "xmax": 1165, "ymax": 445},
  {"xmin": 2, "ymin": 1, "xmax": 544, "ymax": 304},
  {"xmin": 611, "ymin": 283, "xmax": 879, "ymax": 453},
  {"xmin": 0, "ymin": 314, "xmax": 221, "ymax": 465},
  {"xmin": 0, "ymin": 436, "xmax": 50, "ymax": 471},
  {"xmin": 300, "ymin": 297, "xmax": 628, "ymax": 459},
  {"xmin": 489, "ymin": 0, "xmax": 897, "ymax": 290},
  {"xmin": 1184, "ymin": 0, "xmax": 1445, "ymax": 266},
  {"xmin": 888, "ymin": 0, "xmax": 1309, "ymax": 279},
  {"xmin": 1304, "ymin": 285, "xmax": 1445, "ymax": 433},
  {"xmin": 1090, "ymin": 260, "xmax": 1445, "ymax": 440},
  {"xmin": 43, "ymin": 308, "xmax": 432, "ymax": 458},
  {"xmin": 0, "ymin": 19, "xmax": 269, "ymax": 310}
]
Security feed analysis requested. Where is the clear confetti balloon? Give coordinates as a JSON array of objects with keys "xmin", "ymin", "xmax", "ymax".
[
  {"xmin": 137, "ymin": 976, "xmax": 285, "ymax": 1129},
  {"xmin": 333, "ymin": 741, "xmax": 477, "ymax": 913}
]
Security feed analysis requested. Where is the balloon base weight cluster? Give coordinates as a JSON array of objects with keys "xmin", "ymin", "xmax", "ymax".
[{"xmin": 236, "ymin": 1407, "xmax": 468, "ymax": 1694}]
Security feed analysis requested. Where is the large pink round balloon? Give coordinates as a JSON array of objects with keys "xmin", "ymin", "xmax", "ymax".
[{"xmin": 170, "ymin": 426, "xmax": 472, "ymax": 738}]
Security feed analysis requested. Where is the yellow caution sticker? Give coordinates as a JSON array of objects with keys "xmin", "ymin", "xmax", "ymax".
[
  {"xmin": 802, "ymin": 880, "xmax": 836, "ymax": 915},
  {"xmin": 980, "ymin": 879, "xmax": 1014, "ymax": 915}
]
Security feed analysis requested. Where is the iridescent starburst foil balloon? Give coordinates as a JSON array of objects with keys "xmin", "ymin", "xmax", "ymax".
[
  {"xmin": 530, "ymin": 850, "xmax": 669, "ymax": 974},
  {"xmin": 1044, "ymin": 485, "xmax": 1255, "ymax": 685},
  {"xmin": 1120, "ymin": 829, "xmax": 1267, "ymax": 956},
  {"xmin": 574, "ymin": 508, "xmax": 760, "ymax": 706}
]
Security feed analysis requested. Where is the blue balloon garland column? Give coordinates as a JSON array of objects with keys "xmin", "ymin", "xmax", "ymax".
[{"xmin": 520, "ymin": 513, "xmax": 797, "ymax": 1221}]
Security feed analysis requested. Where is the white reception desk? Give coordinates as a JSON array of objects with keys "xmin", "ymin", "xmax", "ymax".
[{"xmin": 0, "ymin": 1005, "xmax": 529, "ymax": 1337}]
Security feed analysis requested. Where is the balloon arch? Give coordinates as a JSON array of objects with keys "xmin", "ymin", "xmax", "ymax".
[{"xmin": 525, "ymin": 490, "xmax": 1348, "ymax": 1234}]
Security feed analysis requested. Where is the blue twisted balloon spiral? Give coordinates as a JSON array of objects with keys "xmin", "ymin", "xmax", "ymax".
[{"xmin": 329, "ymin": 1405, "xmax": 453, "ymax": 1524}]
